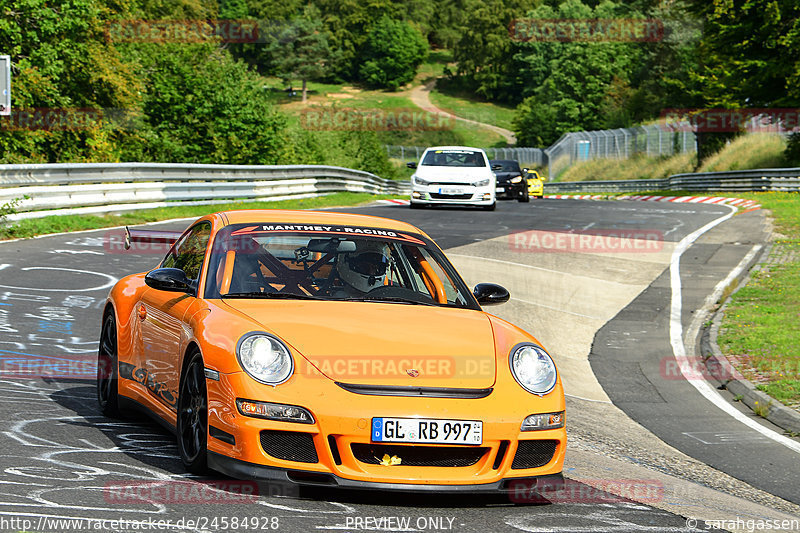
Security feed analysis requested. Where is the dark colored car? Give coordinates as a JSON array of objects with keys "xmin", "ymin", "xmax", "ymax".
[{"xmin": 490, "ymin": 160, "xmax": 529, "ymax": 202}]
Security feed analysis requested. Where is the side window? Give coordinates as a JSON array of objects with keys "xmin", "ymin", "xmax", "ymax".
[{"xmin": 162, "ymin": 223, "xmax": 211, "ymax": 281}]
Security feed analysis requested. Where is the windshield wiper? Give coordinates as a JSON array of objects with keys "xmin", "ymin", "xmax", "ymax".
[
  {"xmin": 222, "ymin": 291, "xmax": 324, "ymax": 300},
  {"xmin": 356, "ymin": 295, "xmax": 437, "ymax": 306}
]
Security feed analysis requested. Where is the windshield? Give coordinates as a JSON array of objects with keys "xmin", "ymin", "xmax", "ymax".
[
  {"xmin": 490, "ymin": 161, "xmax": 521, "ymax": 173},
  {"xmin": 421, "ymin": 149, "xmax": 486, "ymax": 167},
  {"xmin": 204, "ymin": 223, "xmax": 477, "ymax": 308}
]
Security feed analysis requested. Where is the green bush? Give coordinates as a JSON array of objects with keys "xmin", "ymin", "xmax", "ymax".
[
  {"xmin": 785, "ymin": 132, "xmax": 800, "ymax": 166},
  {"xmin": 359, "ymin": 17, "xmax": 428, "ymax": 91}
]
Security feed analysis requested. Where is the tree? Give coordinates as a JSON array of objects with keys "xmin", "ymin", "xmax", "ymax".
[
  {"xmin": 121, "ymin": 44, "xmax": 287, "ymax": 164},
  {"xmin": 268, "ymin": 6, "xmax": 335, "ymax": 102},
  {"xmin": 451, "ymin": 0, "xmax": 536, "ymax": 102},
  {"xmin": 511, "ymin": 0, "xmax": 644, "ymax": 146},
  {"xmin": 685, "ymin": 0, "xmax": 800, "ymax": 108},
  {"xmin": 358, "ymin": 16, "xmax": 428, "ymax": 91},
  {"xmin": 314, "ymin": 0, "xmax": 397, "ymax": 80},
  {"xmin": 0, "ymin": 0, "xmax": 140, "ymax": 162}
]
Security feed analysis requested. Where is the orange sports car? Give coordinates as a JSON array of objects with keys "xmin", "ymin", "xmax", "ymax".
[{"xmin": 98, "ymin": 210, "xmax": 565, "ymax": 493}]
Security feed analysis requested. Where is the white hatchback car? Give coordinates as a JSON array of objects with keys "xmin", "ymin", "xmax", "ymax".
[{"xmin": 408, "ymin": 146, "xmax": 496, "ymax": 210}]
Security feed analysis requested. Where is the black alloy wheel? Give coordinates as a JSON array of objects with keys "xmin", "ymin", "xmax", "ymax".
[
  {"xmin": 97, "ymin": 309, "xmax": 119, "ymax": 416},
  {"xmin": 177, "ymin": 350, "xmax": 209, "ymax": 474}
]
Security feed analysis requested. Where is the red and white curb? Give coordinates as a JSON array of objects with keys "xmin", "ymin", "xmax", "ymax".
[
  {"xmin": 544, "ymin": 194, "xmax": 761, "ymax": 211},
  {"xmin": 380, "ymin": 195, "xmax": 761, "ymax": 211},
  {"xmin": 377, "ymin": 199, "xmax": 411, "ymax": 205}
]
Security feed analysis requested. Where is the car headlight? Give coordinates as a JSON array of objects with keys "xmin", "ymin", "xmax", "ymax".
[
  {"xmin": 510, "ymin": 176, "xmax": 523, "ymax": 184},
  {"xmin": 237, "ymin": 333, "xmax": 294, "ymax": 385},
  {"xmin": 414, "ymin": 175, "xmax": 430, "ymax": 186},
  {"xmin": 509, "ymin": 344, "xmax": 557, "ymax": 395},
  {"xmin": 473, "ymin": 178, "xmax": 490, "ymax": 187}
]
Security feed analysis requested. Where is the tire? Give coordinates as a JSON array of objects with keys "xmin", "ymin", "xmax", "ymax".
[
  {"xmin": 177, "ymin": 349, "xmax": 208, "ymax": 474},
  {"xmin": 519, "ymin": 191, "xmax": 530, "ymax": 203},
  {"xmin": 97, "ymin": 309, "xmax": 120, "ymax": 417},
  {"xmin": 483, "ymin": 202, "xmax": 496, "ymax": 211},
  {"xmin": 410, "ymin": 202, "xmax": 423, "ymax": 209}
]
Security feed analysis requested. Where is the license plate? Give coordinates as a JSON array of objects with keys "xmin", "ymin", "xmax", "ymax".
[
  {"xmin": 495, "ymin": 186, "xmax": 505, "ymax": 192},
  {"xmin": 371, "ymin": 417, "xmax": 482, "ymax": 445},
  {"xmin": 438, "ymin": 187, "xmax": 464, "ymax": 195}
]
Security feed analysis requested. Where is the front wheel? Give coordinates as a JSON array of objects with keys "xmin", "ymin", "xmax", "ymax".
[
  {"xmin": 483, "ymin": 202, "xmax": 496, "ymax": 211},
  {"xmin": 177, "ymin": 350, "xmax": 208, "ymax": 474},
  {"xmin": 97, "ymin": 309, "xmax": 119, "ymax": 417},
  {"xmin": 519, "ymin": 191, "xmax": 530, "ymax": 203}
]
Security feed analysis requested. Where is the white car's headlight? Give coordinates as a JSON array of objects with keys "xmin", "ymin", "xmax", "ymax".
[
  {"xmin": 414, "ymin": 175, "xmax": 430, "ymax": 186},
  {"xmin": 237, "ymin": 333, "xmax": 294, "ymax": 385},
  {"xmin": 509, "ymin": 344, "xmax": 557, "ymax": 395},
  {"xmin": 473, "ymin": 178, "xmax": 491, "ymax": 187},
  {"xmin": 510, "ymin": 176, "xmax": 523, "ymax": 184}
]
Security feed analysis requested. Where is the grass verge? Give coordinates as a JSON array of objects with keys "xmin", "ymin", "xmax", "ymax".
[
  {"xmin": 556, "ymin": 152, "xmax": 696, "ymax": 182},
  {"xmin": 0, "ymin": 192, "xmax": 395, "ymax": 241},
  {"xmin": 715, "ymin": 192, "xmax": 800, "ymax": 409},
  {"xmin": 428, "ymin": 89, "xmax": 516, "ymax": 132},
  {"xmin": 555, "ymin": 132, "xmax": 788, "ymax": 183}
]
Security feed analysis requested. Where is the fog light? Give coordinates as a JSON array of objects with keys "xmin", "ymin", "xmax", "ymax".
[
  {"xmin": 482, "ymin": 193, "xmax": 492, "ymax": 200},
  {"xmin": 236, "ymin": 399, "xmax": 314, "ymax": 424},
  {"xmin": 521, "ymin": 411, "xmax": 564, "ymax": 431},
  {"xmin": 411, "ymin": 191, "xmax": 422, "ymax": 199}
]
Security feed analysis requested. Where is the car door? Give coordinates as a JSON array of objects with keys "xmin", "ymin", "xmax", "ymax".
[{"xmin": 137, "ymin": 222, "xmax": 211, "ymax": 411}]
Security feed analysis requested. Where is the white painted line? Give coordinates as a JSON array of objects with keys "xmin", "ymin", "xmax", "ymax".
[
  {"xmin": 48, "ymin": 249, "xmax": 104, "ymax": 255},
  {"xmin": 669, "ymin": 206, "xmax": 800, "ymax": 454},
  {"xmin": 0, "ymin": 264, "xmax": 9, "ymax": 271},
  {"xmin": 0, "ymin": 267, "xmax": 117, "ymax": 293}
]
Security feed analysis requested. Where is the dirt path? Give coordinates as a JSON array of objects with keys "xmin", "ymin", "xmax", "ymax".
[{"xmin": 407, "ymin": 80, "xmax": 517, "ymax": 145}]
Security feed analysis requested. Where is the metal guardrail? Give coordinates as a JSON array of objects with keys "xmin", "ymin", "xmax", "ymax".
[
  {"xmin": 544, "ymin": 168, "xmax": 800, "ymax": 194},
  {"xmin": 386, "ymin": 145, "xmax": 546, "ymax": 169},
  {"xmin": 0, "ymin": 163, "xmax": 410, "ymax": 220}
]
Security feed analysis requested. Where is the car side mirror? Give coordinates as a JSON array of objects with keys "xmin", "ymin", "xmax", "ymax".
[
  {"xmin": 522, "ymin": 168, "xmax": 529, "ymax": 173},
  {"xmin": 473, "ymin": 283, "xmax": 510, "ymax": 305},
  {"xmin": 491, "ymin": 164, "xmax": 503, "ymax": 171},
  {"xmin": 145, "ymin": 268, "xmax": 194, "ymax": 294},
  {"xmin": 406, "ymin": 162, "xmax": 417, "ymax": 169}
]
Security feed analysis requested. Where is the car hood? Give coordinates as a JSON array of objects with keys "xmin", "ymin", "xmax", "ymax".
[
  {"xmin": 415, "ymin": 165, "xmax": 491, "ymax": 182},
  {"xmin": 221, "ymin": 300, "xmax": 497, "ymax": 388}
]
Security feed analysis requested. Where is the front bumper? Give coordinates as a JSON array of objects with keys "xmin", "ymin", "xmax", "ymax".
[
  {"xmin": 410, "ymin": 185, "xmax": 495, "ymax": 206},
  {"xmin": 495, "ymin": 182, "xmax": 526, "ymax": 199},
  {"xmin": 208, "ymin": 452, "xmax": 565, "ymax": 494},
  {"xmin": 206, "ymin": 371, "xmax": 566, "ymax": 488}
]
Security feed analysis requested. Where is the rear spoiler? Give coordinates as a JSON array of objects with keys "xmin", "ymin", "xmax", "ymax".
[{"xmin": 124, "ymin": 226, "xmax": 182, "ymax": 250}]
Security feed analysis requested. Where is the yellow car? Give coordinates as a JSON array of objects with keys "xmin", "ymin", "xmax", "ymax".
[{"xmin": 526, "ymin": 170, "xmax": 545, "ymax": 199}]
